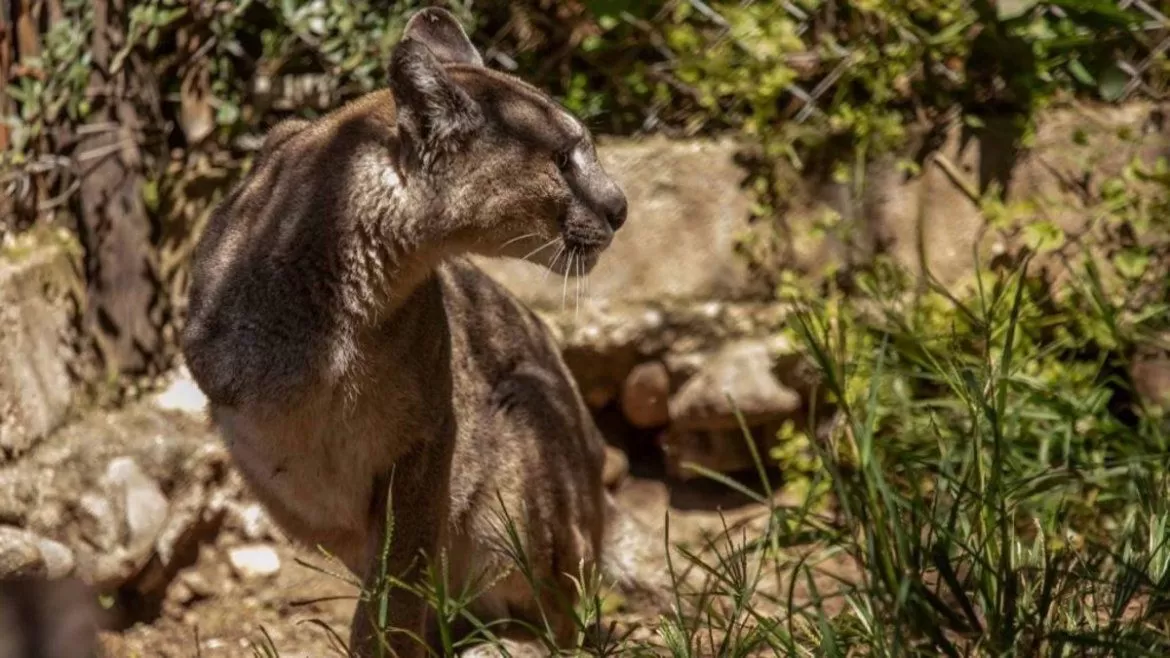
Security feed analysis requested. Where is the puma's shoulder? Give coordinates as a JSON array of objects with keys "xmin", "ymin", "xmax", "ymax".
[{"xmin": 182, "ymin": 92, "xmax": 402, "ymax": 407}]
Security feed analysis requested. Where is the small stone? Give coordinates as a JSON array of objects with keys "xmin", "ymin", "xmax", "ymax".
[
  {"xmin": 167, "ymin": 580, "xmax": 195, "ymax": 608},
  {"xmin": 103, "ymin": 457, "xmax": 169, "ymax": 554},
  {"xmin": 233, "ymin": 503, "xmax": 274, "ymax": 542},
  {"xmin": 34, "ymin": 536, "xmax": 75, "ymax": 579},
  {"xmin": 77, "ymin": 493, "xmax": 120, "ymax": 552},
  {"xmin": 0, "ymin": 526, "xmax": 45, "ymax": 578},
  {"xmin": 602, "ymin": 445, "xmax": 629, "ymax": 490},
  {"xmin": 669, "ymin": 340, "xmax": 802, "ymax": 431},
  {"xmin": 179, "ymin": 570, "xmax": 216, "ymax": 598},
  {"xmin": 152, "ymin": 367, "xmax": 209, "ymax": 414},
  {"xmin": 620, "ymin": 361, "xmax": 670, "ymax": 428},
  {"xmin": 584, "ymin": 384, "xmax": 617, "ymax": 410},
  {"xmin": 228, "ymin": 544, "xmax": 281, "ymax": 580}
]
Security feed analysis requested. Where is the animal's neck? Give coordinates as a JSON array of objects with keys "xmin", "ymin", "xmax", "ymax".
[{"xmin": 342, "ymin": 153, "xmax": 467, "ymax": 325}]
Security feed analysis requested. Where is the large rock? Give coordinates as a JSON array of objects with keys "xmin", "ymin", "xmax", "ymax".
[
  {"xmin": 542, "ymin": 300, "xmax": 795, "ymax": 418},
  {"xmin": 669, "ymin": 339, "xmax": 802, "ymax": 431},
  {"xmin": 0, "ymin": 234, "xmax": 80, "ymax": 460},
  {"xmin": 659, "ymin": 339, "xmax": 805, "ymax": 480},
  {"xmin": 473, "ymin": 137, "xmax": 764, "ymax": 308}
]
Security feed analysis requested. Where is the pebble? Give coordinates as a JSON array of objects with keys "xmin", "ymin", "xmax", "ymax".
[
  {"xmin": 227, "ymin": 544, "xmax": 281, "ymax": 580},
  {"xmin": 620, "ymin": 361, "xmax": 671, "ymax": 428},
  {"xmin": 103, "ymin": 457, "xmax": 169, "ymax": 554},
  {"xmin": 34, "ymin": 535, "xmax": 75, "ymax": 579}
]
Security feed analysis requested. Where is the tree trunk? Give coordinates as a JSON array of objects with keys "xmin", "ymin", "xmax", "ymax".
[{"xmin": 73, "ymin": 0, "xmax": 167, "ymax": 377}]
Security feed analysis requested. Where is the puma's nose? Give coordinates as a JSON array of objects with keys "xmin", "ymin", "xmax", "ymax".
[{"xmin": 604, "ymin": 189, "xmax": 627, "ymax": 230}]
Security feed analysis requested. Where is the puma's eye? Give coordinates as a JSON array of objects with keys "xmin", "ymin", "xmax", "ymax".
[{"xmin": 555, "ymin": 150, "xmax": 571, "ymax": 171}]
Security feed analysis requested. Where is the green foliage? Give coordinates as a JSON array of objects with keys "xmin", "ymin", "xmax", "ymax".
[
  {"xmin": 778, "ymin": 256, "xmax": 1170, "ymax": 655},
  {"xmin": 3, "ymin": 1, "xmax": 93, "ymax": 158},
  {"xmin": 5, "ymin": 0, "xmax": 1164, "ymax": 239}
]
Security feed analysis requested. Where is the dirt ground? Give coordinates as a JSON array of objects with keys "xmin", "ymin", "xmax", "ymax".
[{"xmin": 96, "ymin": 471, "xmax": 856, "ymax": 657}]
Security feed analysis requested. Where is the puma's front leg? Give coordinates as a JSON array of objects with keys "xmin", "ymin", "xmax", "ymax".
[{"xmin": 348, "ymin": 440, "xmax": 453, "ymax": 658}]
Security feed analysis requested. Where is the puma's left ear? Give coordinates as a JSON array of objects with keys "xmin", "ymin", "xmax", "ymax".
[
  {"xmin": 400, "ymin": 8, "xmax": 483, "ymax": 67},
  {"xmin": 390, "ymin": 27, "xmax": 483, "ymax": 164}
]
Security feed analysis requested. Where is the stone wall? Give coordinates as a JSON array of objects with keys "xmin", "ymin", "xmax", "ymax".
[{"xmin": 0, "ymin": 233, "xmax": 81, "ymax": 461}]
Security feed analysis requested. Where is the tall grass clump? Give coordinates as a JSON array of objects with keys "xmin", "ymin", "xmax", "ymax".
[{"xmin": 775, "ymin": 251, "xmax": 1170, "ymax": 656}]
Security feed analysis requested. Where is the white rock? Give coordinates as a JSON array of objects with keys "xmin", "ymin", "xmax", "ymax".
[
  {"xmin": 34, "ymin": 536, "xmax": 75, "ymax": 579},
  {"xmin": 103, "ymin": 457, "xmax": 169, "ymax": 554},
  {"xmin": 77, "ymin": 493, "xmax": 120, "ymax": 552},
  {"xmin": 152, "ymin": 367, "xmax": 208, "ymax": 414},
  {"xmin": 669, "ymin": 339, "xmax": 802, "ymax": 431},
  {"xmin": 227, "ymin": 544, "xmax": 281, "ymax": 580},
  {"xmin": 234, "ymin": 503, "xmax": 275, "ymax": 542}
]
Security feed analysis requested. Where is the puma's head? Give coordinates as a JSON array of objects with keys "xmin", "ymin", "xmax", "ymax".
[{"xmin": 390, "ymin": 8, "xmax": 627, "ymax": 275}]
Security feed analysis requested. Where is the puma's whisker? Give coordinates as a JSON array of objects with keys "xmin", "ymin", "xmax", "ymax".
[
  {"xmin": 544, "ymin": 242, "xmax": 566, "ymax": 282},
  {"xmin": 570, "ymin": 248, "xmax": 580, "ymax": 318},
  {"xmin": 499, "ymin": 231, "xmax": 540, "ymax": 251},
  {"xmin": 561, "ymin": 249, "xmax": 573, "ymax": 311},
  {"xmin": 519, "ymin": 237, "xmax": 558, "ymax": 262}
]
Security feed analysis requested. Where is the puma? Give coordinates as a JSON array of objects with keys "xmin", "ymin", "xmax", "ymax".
[{"xmin": 182, "ymin": 8, "xmax": 642, "ymax": 656}]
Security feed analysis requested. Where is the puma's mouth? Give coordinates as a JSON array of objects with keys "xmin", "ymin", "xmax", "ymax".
[
  {"xmin": 501, "ymin": 232, "xmax": 607, "ymax": 277},
  {"xmin": 547, "ymin": 241, "xmax": 604, "ymax": 277},
  {"xmin": 547, "ymin": 227, "xmax": 612, "ymax": 276}
]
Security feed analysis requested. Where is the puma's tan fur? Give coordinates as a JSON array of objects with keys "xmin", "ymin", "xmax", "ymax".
[{"xmin": 183, "ymin": 8, "xmax": 633, "ymax": 656}]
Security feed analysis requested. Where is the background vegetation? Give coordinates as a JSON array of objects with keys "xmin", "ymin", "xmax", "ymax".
[{"xmin": 7, "ymin": 0, "xmax": 1170, "ymax": 655}]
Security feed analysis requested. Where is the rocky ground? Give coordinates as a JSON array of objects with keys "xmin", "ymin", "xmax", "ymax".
[
  {"xmin": 0, "ymin": 361, "xmax": 853, "ymax": 657},
  {"xmin": 96, "ymin": 478, "xmax": 820, "ymax": 657}
]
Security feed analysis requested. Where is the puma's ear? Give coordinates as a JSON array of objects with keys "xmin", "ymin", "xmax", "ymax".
[
  {"xmin": 390, "ymin": 31, "xmax": 483, "ymax": 161},
  {"xmin": 400, "ymin": 7, "xmax": 483, "ymax": 67}
]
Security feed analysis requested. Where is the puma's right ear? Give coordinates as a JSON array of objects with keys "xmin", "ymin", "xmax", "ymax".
[
  {"xmin": 390, "ymin": 31, "xmax": 483, "ymax": 164},
  {"xmin": 400, "ymin": 8, "xmax": 483, "ymax": 67}
]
